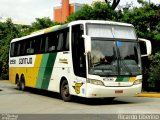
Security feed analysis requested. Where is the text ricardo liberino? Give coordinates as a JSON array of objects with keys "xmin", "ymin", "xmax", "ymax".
[{"xmin": 118, "ymin": 114, "xmax": 159, "ymax": 120}]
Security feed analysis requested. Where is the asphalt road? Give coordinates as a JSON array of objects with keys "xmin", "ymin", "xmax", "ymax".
[{"xmin": 0, "ymin": 80, "xmax": 160, "ymax": 115}]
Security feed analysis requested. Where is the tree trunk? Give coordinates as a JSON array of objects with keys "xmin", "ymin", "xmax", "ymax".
[{"xmin": 105, "ymin": 0, "xmax": 120, "ymax": 10}]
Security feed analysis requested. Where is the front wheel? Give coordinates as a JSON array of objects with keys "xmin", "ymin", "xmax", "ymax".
[{"xmin": 60, "ymin": 80, "xmax": 72, "ymax": 102}]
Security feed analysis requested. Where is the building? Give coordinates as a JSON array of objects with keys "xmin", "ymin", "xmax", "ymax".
[{"xmin": 54, "ymin": 0, "xmax": 83, "ymax": 23}]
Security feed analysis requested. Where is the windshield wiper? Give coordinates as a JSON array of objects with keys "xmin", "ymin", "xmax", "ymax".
[
  {"xmin": 117, "ymin": 48, "xmax": 132, "ymax": 76},
  {"xmin": 119, "ymin": 58, "xmax": 132, "ymax": 75},
  {"xmin": 92, "ymin": 62, "xmax": 102, "ymax": 67}
]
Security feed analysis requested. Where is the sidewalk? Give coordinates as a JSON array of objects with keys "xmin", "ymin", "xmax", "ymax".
[{"xmin": 138, "ymin": 92, "xmax": 160, "ymax": 98}]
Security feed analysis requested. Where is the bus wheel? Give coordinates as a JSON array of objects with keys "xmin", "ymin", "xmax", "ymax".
[
  {"xmin": 60, "ymin": 80, "xmax": 72, "ymax": 102},
  {"xmin": 16, "ymin": 77, "xmax": 21, "ymax": 90},
  {"xmin": 19, "ymin": 76, "xmax": 25, "ymax": 91},
  {"xmin": 20, "ymin": 80, "xmax": 25, "ymax": 91}
]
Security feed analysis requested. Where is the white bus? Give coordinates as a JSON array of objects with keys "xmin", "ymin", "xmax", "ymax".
[{"xmin": 9, "ymin": 20, "xmax": 151, "ymax": 101}]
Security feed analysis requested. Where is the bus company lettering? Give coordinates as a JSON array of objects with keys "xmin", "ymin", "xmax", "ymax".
[
  {"xmin": 10, "ymin": 59, "xmax": 16, "ymax": 64},
  {"xmin": 19, "ymin": 58, "xmax": 32, "ymax": 64},
  {"xmin": 59, "ymin": 58, "xmax": 68, "ymax": 64}
]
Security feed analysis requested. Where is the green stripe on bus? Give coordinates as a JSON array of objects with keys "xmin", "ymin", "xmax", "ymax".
[
  {"xmin": 41, "ymin": 53, "xmax": 57, "ymax": 90},
  {"xmin": 36, "ymin": 54, "xmax": 49, "ymax": 88},
  {"xmin": 116, "ymin": 77, "xmax": 129, "ymax": 82}
]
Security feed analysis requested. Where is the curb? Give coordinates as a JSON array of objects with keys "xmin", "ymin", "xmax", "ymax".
[{"xmin": 137, "ymin": 93, "xmax": 160, "ymax": 98}]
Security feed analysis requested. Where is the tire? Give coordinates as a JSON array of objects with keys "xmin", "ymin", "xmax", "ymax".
[
  {"xmin": 60, "ymin": 80, "xmax": 72, "ymax": 102},
  {"xmin": 16, "ymin": 77, "xmax": 21, "ymax": 90},
  {"xmin": 18, "ymin": 76, "xmax": 25, "ymax": 91},
  {"xmin": 20, "ymin": 80, "xmax": 25, "ymax": 91}
]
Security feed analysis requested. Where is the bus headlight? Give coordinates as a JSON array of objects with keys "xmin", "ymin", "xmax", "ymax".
[
  {"xmin": 87, "ymin": 79, "xmax": 104, "ymax": 86},
  {"xmin": 133, "ymin": 79, "xmax": 142, "ymax": 85}
]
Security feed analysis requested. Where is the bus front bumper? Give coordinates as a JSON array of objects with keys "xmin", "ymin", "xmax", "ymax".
[{"xmin": 85, "ymin": 83, "xmax": 142, "ymax": 98}]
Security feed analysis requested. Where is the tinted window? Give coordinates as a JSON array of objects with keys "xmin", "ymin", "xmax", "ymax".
[
  {"xmin": 72, "ymin": 24, "xmax": 86, "ymax": 77},
  {"xmin": 10, "ymin": 28, "xmax": 69, "ymax": 57}
]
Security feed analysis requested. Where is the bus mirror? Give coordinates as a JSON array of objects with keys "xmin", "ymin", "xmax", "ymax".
[
  {"xmin": 139, "ymin": 38, "xmax": 152, "ymax": 57},
  {"xmin": 82, "ymin": 35, "xmax": 91, "ymax": 53}
]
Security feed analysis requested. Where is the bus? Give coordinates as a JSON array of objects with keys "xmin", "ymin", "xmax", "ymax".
[{"xmin": 9, "ymin": 20, "xmax": 151, "ymax": 101}]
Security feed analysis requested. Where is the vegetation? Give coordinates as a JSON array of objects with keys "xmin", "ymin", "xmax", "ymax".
[
  {"xmin": 0, "ymin": 0, "xmax": 160, "ymax": 91},
  {"xmin": 146, "ymin": 53, "xmax": 160, "ymax": 92},
  {"xmin": 68, "ymin": 2, "xmax": 118, "ymax": 22},
  {"xmin": 105, "ymin": 0, "xmax": 120, "ymax": 10},
  {"xmin": 0, "ymin": 17, "xmax": 59, "ymax": 79}
]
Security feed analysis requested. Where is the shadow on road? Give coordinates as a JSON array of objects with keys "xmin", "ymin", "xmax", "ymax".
[
  {"xmin": 15, "ymin": 87, "xmax": 144, "ymax": 106},
  {"xmin": 71, "ymin": 97, "xmax": 132, "ymax": 106}
]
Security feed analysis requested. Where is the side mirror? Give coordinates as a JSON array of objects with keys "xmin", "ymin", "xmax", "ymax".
[
  {"xmin": 138, "ymin": 38, "xmax": 152, "ymax": 57},
  {"xmin": 82, "ymin": 35, "xmax": 91, "ymax": 53}
]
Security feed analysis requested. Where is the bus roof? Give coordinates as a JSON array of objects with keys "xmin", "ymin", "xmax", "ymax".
[
  {"xmin": 11, "ymin": 20, "xmax": 134, "ymax": 43},
  {"xmin": 68, "ymin": 20, "xmax": 133, "ymax": 27}
]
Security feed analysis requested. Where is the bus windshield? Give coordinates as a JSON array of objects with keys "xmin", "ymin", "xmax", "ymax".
[{"xmin": 89, "ymin": 38, "xmax": 142, "ymax": 76}]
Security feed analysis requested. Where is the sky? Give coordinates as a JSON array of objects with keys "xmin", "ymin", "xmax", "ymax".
[{"xmin": 0, "ymin": 0, "xmax": 160, "ymax": 25}]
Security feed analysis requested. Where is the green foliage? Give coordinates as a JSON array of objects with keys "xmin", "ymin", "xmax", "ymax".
[
  {"xmin": 68, "ymin": 2, "xmax": 119, "ymax": 22},
  {"xmin": 0, "ymin": 17, "xmax": 56, "ymax": 80},
  {"xmin": 30, "ymin": 17, "xmax": 60, "ymax": 32},
  {"xmin": 119, "ymin": 3, "xmax": 160, "ymax": 54},
  {"xmin": 120, "ymin": 4, "xmax": 160, "ymax": 39},
  {"xmin": 0, "ymin": 19, "xmax": 23, "ymax": 79},
  {"xmin": 146, "ymin": 53, "xmax": 160, "ymax": 92}
]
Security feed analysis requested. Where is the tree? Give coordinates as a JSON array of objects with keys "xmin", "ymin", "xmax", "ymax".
[
  {"xmin": 119, "ymin": 2, "xmax": 160, "ymax": 53},
  {"xmin": 0, "ymin": 19, "xmax": 22, "ymax": 79},
  {"xmin": 0, "ymin": 17, "xmax": 59, "ymax": 79},
  {"xmin": 105, "ymin": 0, "xmax": 120, "ymax": 10},
  {"xmin": 68, "ymin": 2, "xmax": 118, "ymax": 22},
  {"xmin": 30, "ymin": 17, "xmax": 60, "ymax": 32},
  {"xmin": 146, "ymin": 53, "xmax": 160, "ymax": 92}
]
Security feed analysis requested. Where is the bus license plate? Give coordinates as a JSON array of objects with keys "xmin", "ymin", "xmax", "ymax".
[{"xmin": 115, "ymin": 90, "xmax": 123, "ymax": 94}]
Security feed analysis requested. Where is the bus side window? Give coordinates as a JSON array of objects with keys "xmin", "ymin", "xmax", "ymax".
[
  {"xmin": 46, "ymin": 33, "xmax": 57, "ymax": 52},
  {"xmin": 14, "ymin": 42, "xmax": 21, "ymax": 56},
  {"xmin": 63, "ymin": 30, "xmax": 69, "ymax": 51},
  {"xmin": 40, "ymin": 37, "xmax": 46, "ymax": 53},
  {"xmin": 20, "ymin": 41, "xmax": 26, "ymax": 56},
  {"xmin": 29, "ymin": 40, "xmax": 35, "ymax": 54},
  {"xmin": 57, "ymin": 33, "xmax": 63, "ymax": 51},
  {"xmin": 10, "ymin": 43, "xmax": 15, "ymax": 57},
  {"xmin": 57, "ymin": 28, "xmax": 69, "ymax": 51},
  {"xmin": 26, "ymin": 40, "xmax": 31, "ymax": 54},
  {"xmin": 31, "ymin": 37, "xmax": 41, "ymax": 54}
]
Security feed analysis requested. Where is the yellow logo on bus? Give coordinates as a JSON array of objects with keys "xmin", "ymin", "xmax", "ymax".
[{"xmin": 73, "ymin": 83, "xmax": 83, "ymax": 94}]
